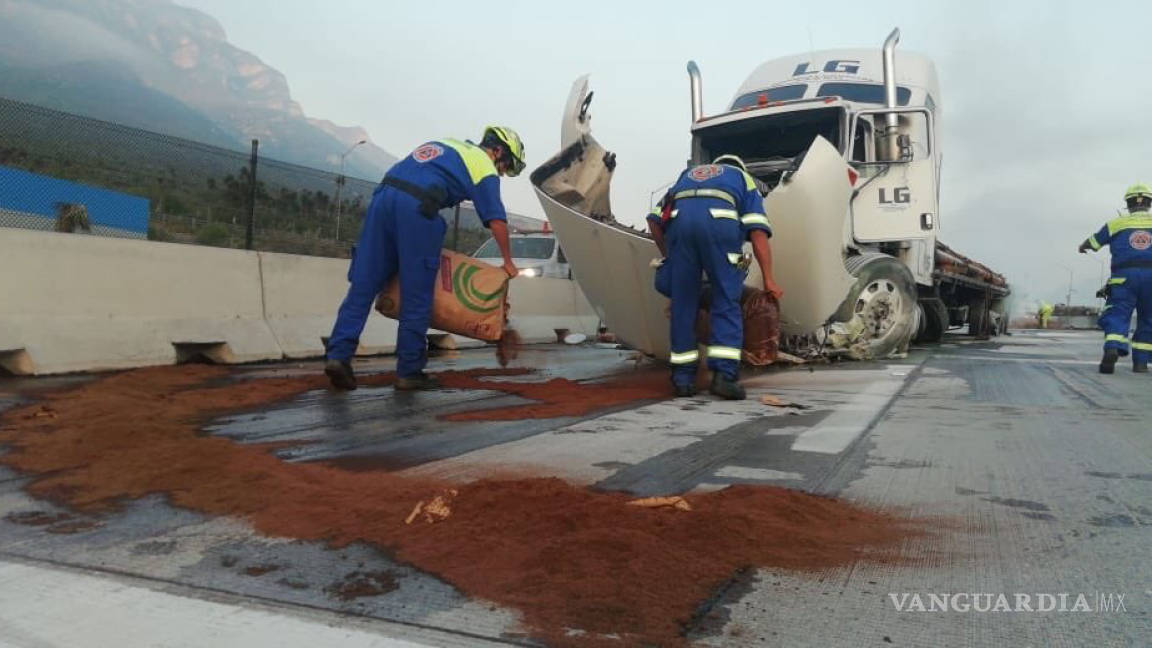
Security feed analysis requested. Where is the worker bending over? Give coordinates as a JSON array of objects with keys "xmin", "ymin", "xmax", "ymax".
[
  {"xmin": 648, "ymin": 155, "xmax": 783, "ymax": 399},
  {"xmin": 326, "ymin": 127, "xmax": 525, "ymax": 391},
  {"xmin": 1079, "ymin": 183, "xmax": 1152, "ymax": 374}
]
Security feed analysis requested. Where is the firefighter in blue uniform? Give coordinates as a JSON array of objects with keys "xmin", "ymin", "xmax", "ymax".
[
  {"xmin": 648, "ymin": 155, "xmax": 784, "ymax": 399},
  {"xmin": 1079, "ymin": 182, "xmax": 1152, "ymax": 374},
  {"xmin": 325, "ymin": 127, "xmax": 526, "ymax": 391}
]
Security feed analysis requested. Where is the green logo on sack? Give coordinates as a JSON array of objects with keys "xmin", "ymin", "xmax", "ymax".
[{"xmin": 453, "ymin": 264, "xmax": 505, "ymax": 313}]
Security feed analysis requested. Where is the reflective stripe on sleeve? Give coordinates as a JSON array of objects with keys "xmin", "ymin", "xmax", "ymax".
[
  {"xmin": 740, "ymin": 213, "xmax": 771, "ymax": 227},
  {"xmin": 1132, "ymin": 341, "xmax": 1152, "ymax": 351},
  {"xmin": 709, "ymin": 208, "xmax": 738, "ymax": 220},
  {"xmin": 1105, "ymin": 334, "xmax": 1130, "ymax": 344},
  {"xmin": 669, "ymin": 350, "xmax": 700, "ymax": 364}
]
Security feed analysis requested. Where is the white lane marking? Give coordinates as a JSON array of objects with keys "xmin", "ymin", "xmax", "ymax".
[
  {"xmin": 790, "ymin": 372, "xmax": 908, "ymax": 454},
  {"xmin": 0, "ymin": 560, "xmax": 439, "ymax": 648},
  {"xmin": 714, "ymin": 466, "xmax": 804, "ymax": 481}
]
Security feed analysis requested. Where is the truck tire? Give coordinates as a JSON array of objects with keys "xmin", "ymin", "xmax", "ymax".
[
  {"xmin": 915, "ymin": 298, "xmax": 948, "ymax": 343},
  {"xmin": 833, "ymin": 254, "xmax": 919, "ymax": 359}
]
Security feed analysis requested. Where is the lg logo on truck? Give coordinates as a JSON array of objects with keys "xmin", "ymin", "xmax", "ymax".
[
  {"xmin": 879, "ymin": 187, "xmax": 911, "ymax": 204},
  {"xmin": 793, "ymin": 60, "xmax": 861, "ymax": 76}
]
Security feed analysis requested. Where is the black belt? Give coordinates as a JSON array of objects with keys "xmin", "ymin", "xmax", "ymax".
[
  {"xmin": 1113, "ymin": 259, "xmax": 1152, "ymax": 271},
  {"xmin": 379, "ymin": 177, "xmax": 447, "ymax": 218}
]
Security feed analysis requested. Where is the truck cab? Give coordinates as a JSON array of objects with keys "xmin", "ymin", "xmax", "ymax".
[
  {"xmin": 687, "ymin": 30, "xmax": 1007, "ymax": 353},
  {"xmin": 691, "ymin": 43, "xmax": 940, "ymax": 286}
]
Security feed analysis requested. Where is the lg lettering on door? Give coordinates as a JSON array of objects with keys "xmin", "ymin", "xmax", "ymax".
[{"xmin": 879, "ymin": 187, "xmax": 911, "ymax": 204}]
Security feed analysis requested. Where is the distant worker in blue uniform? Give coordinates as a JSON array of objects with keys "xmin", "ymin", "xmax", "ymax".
[
  {"xmin": 325, "ymin": 127, "xmax": 526, "ymax": 391},
  {"xmin": 1079, "ymin": 182, "xmax": 1152, "ymax": 374},
  {"xmin": 648, "ymin": 155, "xmax": 783, "ymax": 400}
]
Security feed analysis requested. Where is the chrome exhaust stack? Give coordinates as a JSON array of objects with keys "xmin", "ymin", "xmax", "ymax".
[
  {"xmin": 881, "ymin": 28, "xmax": 901, "ymax": 160},
  {"xmin": 687, "ymin": 61, "xmax": 703, "ymax": 123}
]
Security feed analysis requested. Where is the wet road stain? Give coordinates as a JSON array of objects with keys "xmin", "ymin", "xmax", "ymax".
[
  {"xmin": 326, "ymin": 570, "xmax": 400, "ymax": 601},
  {"xmin": 244, "ymin": 564, "xmax": 283, "ymax": 577},
  {"xmin": 981, "ymin": 497, "xmax": 1050, "ymax": 512},
  {"xmin": 277, "ymin": 577, "xmax": 310, "ymax": 590},
  {"xmin": 1086, "ymin": 514, "xmax": 1137, "ymax": 528},
  {"xmin": 132, "ymin": 540, "xmax": 178, "ymax": 556},
  {"xmin": 5, "ymin": 510, "xmax": 72, "ymax": 526},
  {"xmin": 45, "ymin": 519, "xmax": 102, "ymax": 534}
]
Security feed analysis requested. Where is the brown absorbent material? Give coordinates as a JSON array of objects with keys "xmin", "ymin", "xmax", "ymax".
[
  {"xmin": 695, "ymin": 286, "xmax": 780, "ymax": 365},
  {"xmin": 495, "ymin": 327, "xmax": 522, "ymax": 368},
  {"xmin": 0, "ymin": 366, "xmax": 924, "ymax": 648}
]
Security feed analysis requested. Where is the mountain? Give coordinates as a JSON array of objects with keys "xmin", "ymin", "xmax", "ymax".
[{"xmin": 0, "ymin": 0, "xmax": 396, "ymax": 179}]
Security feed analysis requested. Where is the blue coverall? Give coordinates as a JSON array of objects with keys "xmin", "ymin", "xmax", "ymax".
[
  {"xmin": 327, "ymin": 140, "xmax": 507, "ymax": 377},
  {"xmin": 1084, "ymin": 208, "xmax": 1152, "ymax": 366},
  {"xmin": 647, "ymin": 164, "xmax": 771, "ymax": 388}
]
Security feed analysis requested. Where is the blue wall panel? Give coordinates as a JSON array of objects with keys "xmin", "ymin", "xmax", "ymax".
[{"xmin": 0, "ymin": 165, "xmax": 149, "ymax": 233}]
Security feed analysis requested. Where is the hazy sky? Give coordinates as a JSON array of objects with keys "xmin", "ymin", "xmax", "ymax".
[{"xmin": 179, "ymin": 0, "xmax": 1149, "ymax": 311}]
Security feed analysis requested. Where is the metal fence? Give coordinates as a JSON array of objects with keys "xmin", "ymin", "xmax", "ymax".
[{"xmin": 0, "ymin": 96, "xmax": 493, "ymax": 258}]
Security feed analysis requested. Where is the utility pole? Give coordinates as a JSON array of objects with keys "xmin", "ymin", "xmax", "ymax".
[
  {"xmin": 649, "ymin": 180, "xmax": 674, "ymax": 210},
  {"xmin": 335, "ymin": 139, "xmax": 366, "ymax": 241},
  {"xmin": 245, "ymin": 139, "xmax": 258, "ymax": 250}
]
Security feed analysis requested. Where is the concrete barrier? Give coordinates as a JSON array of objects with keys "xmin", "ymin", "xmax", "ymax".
[
  {"xmin": 257, "ymin": 252, "xmax": 399, "ymax": 359},
  {"xmin": 0, "ymin": 230, "xmax": 601, "ymax": 375},
  {"xmin": 0, "ymin": 228, "xmax": 281, "ymax": 375}
]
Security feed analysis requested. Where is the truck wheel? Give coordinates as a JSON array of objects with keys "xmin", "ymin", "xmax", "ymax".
[
  {"xmin": 915, "ymin": 298, "xmax": 948, "ymax": 343},
  {"xmin": 834, "ymin": 254, "xmax": 919, "ymax": 359}
]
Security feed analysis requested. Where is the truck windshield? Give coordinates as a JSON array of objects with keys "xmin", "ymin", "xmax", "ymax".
[
  {"xmin": 697, "ymin": 106, "xmax": 843, "ymax": 163},
  {"xmin": 474, "ymin": 237, "xmax": 556, "ymax": 260},
  {"xmin": 817, "ymin": 83, "xmax": 911, "ymax": 105},
  {"xmin": 730, "ymin": 85, "xmax": 807, "ymax": 109}
]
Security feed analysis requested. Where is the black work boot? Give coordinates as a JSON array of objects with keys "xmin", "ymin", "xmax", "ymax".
[
  {"xmin": 709, "ymin": 374, "xmax": 746, "ymax": 401},
  {"xmin": 325, "ymin": 359, "xmax": 357, "ymax": 390},
  {"xmin": 395, "ymin": 372, "xmax": 442, "ymax": 391},
  {"xmin": 1099, "ymin": 349, "xmax": 1119, "ymax": 375},
  {"xmin": 673, "ymin": 382, "xmax": 697, "ymax": 398},
  {"xmin": 1134, "ymin": 362, "xmax": 1149, "ymax": 374}
]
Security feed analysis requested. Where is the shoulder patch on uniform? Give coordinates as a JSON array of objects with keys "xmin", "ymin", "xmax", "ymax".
[
  {"xmin": 413, "ymin": 143, "xmax": 444, "ymax": 163},
  {"xmin": 1130, "ymin": 230, "xmax": 1152, "ymax": 251},
  {"xmin": 689, "ymin": 165, "xmax": 723, "ymax": 182}
]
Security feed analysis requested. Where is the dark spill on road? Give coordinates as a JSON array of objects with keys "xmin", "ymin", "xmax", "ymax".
[{"xmin": 0, "ymin": 365, "xmax": 926, "ymax": 647}]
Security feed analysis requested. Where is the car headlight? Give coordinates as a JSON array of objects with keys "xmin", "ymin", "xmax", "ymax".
[{"xmin": 519, "ymin": 268, "xmax": 539, "ymax": 278}]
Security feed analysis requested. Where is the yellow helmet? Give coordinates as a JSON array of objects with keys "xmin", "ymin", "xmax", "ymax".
[
  {"xmin": 1124, "ymin": 182, "xmax": 1152, "ymax": 201},
  {"xmin": 482, "ymin": 126, "xmax": 526, "ymax": 177}
]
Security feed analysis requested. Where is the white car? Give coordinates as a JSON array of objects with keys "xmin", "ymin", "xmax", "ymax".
[{"xmin": 473, "ymin": 232, "xmax": 571, "ymax": 279}]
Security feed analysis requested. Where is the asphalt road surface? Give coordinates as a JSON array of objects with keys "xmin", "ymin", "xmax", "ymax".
[{"xmin": 0, "ymin": 330, "xmax": 1147, "ymax": 647}]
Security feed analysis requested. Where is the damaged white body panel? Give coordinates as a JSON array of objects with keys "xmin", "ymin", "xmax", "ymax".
[{"xmin": 532, "ymin": 78, "xmax": 855, "ymax": 358}]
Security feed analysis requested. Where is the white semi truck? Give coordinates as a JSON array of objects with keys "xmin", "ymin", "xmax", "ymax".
[{"xmin": 531, "ymin": 29, "xmax": 1009, "ymax": 360}]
